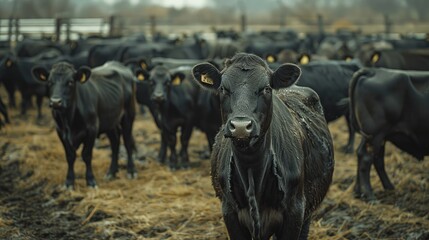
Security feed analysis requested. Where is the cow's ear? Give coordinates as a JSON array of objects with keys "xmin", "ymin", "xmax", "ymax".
[
  {"xmin": 344, "ymin": 55, "xmax": 353, "ymax": 62},
  {"xmin": 371, "ymin": 51, "xmax": 381, "ymax": 64},
  {"xmin": 298, "ymin": 53, "xmax": 311, "ymax": 65},
  {"xmin": 32, "ymin": 66, "xmax": 49, "ymax": 82},
  {"xmin": 265, "ymin": 54, "xmax": 277, "ymax": 63},
  {"xmin": 139, "ymin": 59, "xmax": 149, "ymax": 70},
  {"xmin": 192, "ymin": 63, "xmax": 221, "ymax": 90},
  {"xmin": 75, "ymin": 66, "xmax": 91, "ymax": 84},
  {"xmin": 4, "ymin": 58, "xmax": 13, "ymax": 68},
  {"xmin": 135, "ymin": 68, "xmax": 149, "ymax": 82},
  {"xmin": 171, "ymin": 72, "xmax": 186, "ymax": 86},
  {"xmin": 271, "ymin": 63, "xmax": 301, "ymax": 89}
]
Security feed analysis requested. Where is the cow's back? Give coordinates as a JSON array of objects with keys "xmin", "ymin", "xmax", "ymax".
[
  {"xmin": 77, "ymin": 63, "xmax": 133, "ymax": 132},
  {"xmin": 350, "ymin": 68, "xmax": 429, "ymax": 159}
]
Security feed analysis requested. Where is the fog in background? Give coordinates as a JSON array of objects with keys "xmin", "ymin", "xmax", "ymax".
[{"xmin": 0, "ymin": 0, "xmax": 428, "ymax": 33}]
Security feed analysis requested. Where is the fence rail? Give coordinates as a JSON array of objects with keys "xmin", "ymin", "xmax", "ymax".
[{"xmin": 1, "ymin": 16, "xmax": 428, "ymax": 48}]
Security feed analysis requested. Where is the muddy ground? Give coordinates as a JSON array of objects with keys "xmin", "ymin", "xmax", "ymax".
[{"xmin": 0, "ymin": 98, "xmax": 428, "ymax": 240}]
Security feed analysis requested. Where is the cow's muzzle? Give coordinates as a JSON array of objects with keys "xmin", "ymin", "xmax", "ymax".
[
  {"xmin": 225, "ymin": 117, "xmax": 258, "ymax": 140},
  {"xmin": 49, "ymin": 97, "xmax": 62, "ymax": 109},
  {"xmin": 151, "ymin": 93, "xmax": 165, "ymax": 104}
]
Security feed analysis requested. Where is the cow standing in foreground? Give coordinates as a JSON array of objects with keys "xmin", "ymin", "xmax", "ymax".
[
  {"xmin": 350, "ymin": 68, "xmax": 429, "ymax": 200},
  {"xmin": 192, "ymin": 53, "xmax": 334, "ymax": 240},
  {"xmin": 32, "ymin": 61, "xmax": 137, "ymax": 189}
]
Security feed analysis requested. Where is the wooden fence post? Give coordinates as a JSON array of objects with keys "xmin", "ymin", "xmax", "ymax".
[
  {"xmin": 55, "ymin": 18, "xmax": 62, "ymax": 42},
  {"xmin": 150, "ymin": 15, "xmax": 156, "ymax": 38},
  {"xmin": 14, "ymin": 18, "xmax": 19, "ymax": 42},
  {"xmin": 240, "ymin": 14, "xmax": 246, "ymax": 32},
  {"xmin": 109, "ymin": 15, "xmax": 116, "ymax": 37}
]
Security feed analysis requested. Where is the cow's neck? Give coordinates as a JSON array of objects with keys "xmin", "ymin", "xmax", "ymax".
[
  {"xmin": 231, "ymin": 130, "xmax": 272, "ymax": 240},
  {"xmin": 231, "ymin": 129, "xmax": 272, "ymax": 194},
  {"xmin": 52, "ymin": 95, "xmax": 78, "ymax": 146}
]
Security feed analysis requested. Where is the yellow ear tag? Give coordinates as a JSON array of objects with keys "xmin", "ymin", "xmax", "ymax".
[
  {"xmin": 80, "ymin": 73, "xmax": 87, "ymax": 83},
  {"xmin": 137, "ymin": 73, "xmax": 145, "ymax": 81},
  {"xmin": 39, "ymin": 74, "xmax": 46, "ymax": 81},
  {"xmin": 371, "ymin": 53, "xmax": 380, "ymax": 63},
  {"xmin": 172, "ymin": 76, "xmax": 181, "ymax": 86},
  {"xmin": 345, "ymin": 56, "xmax": 352, "ymax": 62},
  {"xmin": 6, "ymin": 60, "xmax": 12, "ymax": 67},
  {"xmin": 201, "ymin": 73, "xmax": 213, "ymax": 85},
  {"xmin": 140, "ymin": 62, "xmax": 147, "ymax": 70},
  {"xmin": 300, "ymin": 55, "xmax": 310, "ymax": 65},
  {"xmin": 266, "ymin": 55, "xmax": 275, "ymax": 63}
]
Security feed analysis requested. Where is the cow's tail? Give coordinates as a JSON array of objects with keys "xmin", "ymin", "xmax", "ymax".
[{"xmin": 349, "ymin": 68, "xmax": 374, "ymax": 131}]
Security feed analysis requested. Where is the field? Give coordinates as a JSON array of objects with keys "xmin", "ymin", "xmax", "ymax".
[{"xmin": 0, "ymin": 97, "xmax": 428, "ymax": 240}]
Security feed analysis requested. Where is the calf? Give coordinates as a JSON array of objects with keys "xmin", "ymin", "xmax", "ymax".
[
  {"xmin": 136, "ymin": 65, "xmax": 199, "ymax": 169},
  {"xmin": 350, "ymin": 68, "xmax": 429, "ymax": 200},
  {"xmin": 32, "ymin": 61, "xmax": 137, "ymax": 189},
  {"xmin": 192, "ymin": 53, "xmax": 334, "ymax": 240}
]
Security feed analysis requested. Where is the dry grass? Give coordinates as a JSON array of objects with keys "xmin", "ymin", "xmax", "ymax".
[{"xmin": 0, "ymin": 95, "xmax": 428, "ymax": 239}]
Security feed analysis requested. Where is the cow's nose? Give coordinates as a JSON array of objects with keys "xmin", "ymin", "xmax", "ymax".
[
  {"xmin": 49, "ymin": 97, "xmax": 62, "ymax": 108},
  {"xmin": 227, "ymin": 117, "xmax": 254, "ymax": 138},
  {"xmin": 151, "ymin": 93, "xmax": 165, "ymax": 103}
]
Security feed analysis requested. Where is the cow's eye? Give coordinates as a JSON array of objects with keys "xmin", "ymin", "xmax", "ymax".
[
  {"xmin": 260, "ymin": 86, "xmax": 271, "ymax": 95},
  {"xmin": 219, "ymin": 86, "xmax": 230, "ymax": 95},
  {"xmin": 68, "ymin": 81, "xmax": 74, "ymax": 87}
]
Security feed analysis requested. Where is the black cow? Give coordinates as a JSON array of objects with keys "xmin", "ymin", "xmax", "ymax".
[
  {"xmin": 358, "ymin": 48, "xmax": 429, "ymax": 70},
  {"xmin": 32, "ymin": 61, "xmax": 137, "ymax": 189},
  {"xmin": 0, "ymin": 53, "xmax": 18, "ymax": 108},
  {"xmin": 0, "ymin": 95, "xmax": 9, "ymax": 127},
  {"xmin": 350, "ymin": 68, "xmax": 429, "ymax": 200},
  {"xmin": 268, "ymin": 60, "xmax": 361, "ymax": 153},
  {"xmin": 192, "ymin": 53, "xmax": 334, "ymax": 239},
  {"xmin": 0, "ymin": 53, "xmax": 51, "ymax": 119},
  {"xmin": 15, "ymin": 38, "xmax": 67, "ymax": 57},
  {"xmin": 136, "ymin": 65, "xmax": 199, "ymax": 169},
  {"xmin": 129, "ymin": 58, "xmax": 223, "ymax": 158},
  {"xmin": 299, "ymin": 60, "xmax": 361, "ymax": 153}
]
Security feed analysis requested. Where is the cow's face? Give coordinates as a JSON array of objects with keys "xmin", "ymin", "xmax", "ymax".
[
  {"xmin": 139, "ymin": 65, "xmax": 185, "ymax": 105},
  {"xmin": 32, "ymin": 62, "xmax": 91, "ymax": 110},
  {"xmin": 0, "ymin": 55, "xmax": 16, "ymax": 77},
  {"xmin": 192, "ymin": 53, "xmax": 301, "ymax": 149}
]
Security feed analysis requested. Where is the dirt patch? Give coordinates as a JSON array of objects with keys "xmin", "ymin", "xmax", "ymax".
[{"xmin": 0, "ymin": 101, "xmax": 428, "ymax": 240}]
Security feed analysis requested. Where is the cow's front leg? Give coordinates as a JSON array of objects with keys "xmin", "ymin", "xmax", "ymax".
[
  {"xmin": 276, "ymin": 200, "xmax": 305, "ymax": 240},
  {"xmin": 64, "ymin": 146, "xmax": 77, "ymax": 190},
  {"xmin": 167, "ymin": 130, "xmax": 178, "ymax": 170},
  {"xmin": 158, "ymin": 129, "xmax": 167, "ymax": 164},
  {"xmin": 179, "ymin": 124, "xmax": 193, "ymax": 169},
  {"xmin": 222, "ymin": 203, "xmax": 251, "ymax": 240},
  {"xmin": 82, "ymin": 133, "xmax": 97, "ymax": 188},
  {"xmin": 58, "ymin": 131, "xmax": 76, "ymax": 190}
]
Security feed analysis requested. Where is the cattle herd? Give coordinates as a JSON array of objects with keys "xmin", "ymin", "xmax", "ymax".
[{"xmin": 0, "ymin": 29, "xmax": 428, "ymax": 239}]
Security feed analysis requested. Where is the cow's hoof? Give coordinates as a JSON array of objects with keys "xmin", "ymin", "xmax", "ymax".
[
  {"xmin": 64, "ymin": 184, "xmax": 74, "ymax": 191},
  {"xmin": 127, "ymin": 172, "xmax": 138, "ymax": 179},
  {"xmin": 104, "ymin": 173, "xmax": 117, "ymax": 181},
  {"xmin": 87, "ymin": 180, "xmax": 97, "ymax": 188},
  {"xmin": 169, "ymin": 164, "xmax": 179, "ymax": 171},
  {"xmin": 180, "ymin": 162, "xmax": 190, "ymax": 169},
  {"xmin": 341, "ymin": 145, "xmax": 354, "ymax": 154}
]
